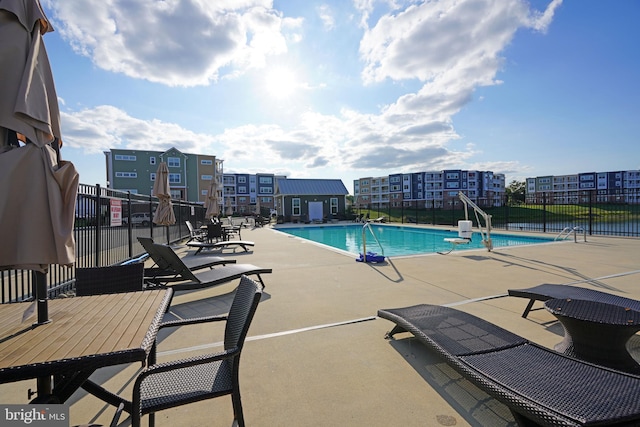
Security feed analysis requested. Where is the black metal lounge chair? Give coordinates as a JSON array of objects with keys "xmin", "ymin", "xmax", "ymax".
[
  {"xmin": 138, "ymin": 237, "xmax": 236, "ymax": 281},
  {"xmin": 131, "ymin": 275, "xmax": 262, "ymax": 427},
  {"xmin": 378, "ymin": 303, "xmax": 640, "ymax": 427},
  {"xmin": 186, "ymin": 239, "xmax": 255, "ymax": 255},
  {"xmin": 148, "ymin": 243, "xmax": 270, "ymax": 290},
  {"xmin": 508, "ymin": 283, "xmax": 640, "ymax": 318}
]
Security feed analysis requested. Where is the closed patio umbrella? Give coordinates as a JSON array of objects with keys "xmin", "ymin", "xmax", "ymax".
[
  {"xmin": 204, "ymin": 180, "xmax": 219, "ymax": 219},
  {"xmin": 254, "ymin": 197, "xmax": 261, "ymax": 216},
  {"xmin": 153, "ymin": 162, "xmax": 175, "ymax": 243},
  {"xmin": 225, "ymin": 197, "xmax": 233, "ymax": 216},
  {"xmin": 0, "ymin": 0, "xmax": 79, "ymax": 327}
]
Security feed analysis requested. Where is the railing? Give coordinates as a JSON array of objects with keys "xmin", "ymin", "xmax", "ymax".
[
  {"xmin": 362, "ymin": 222, "xmax": 385, "ymax": 262},
  {"xmin": 358, "ymin": 188, "xmax": 640, "ymax": 238},
  {"xmin": 1, "ymin": 183, "xmax": 207, "ymax": 304},
  {"xmin": 555, "ymin": 226, "xmax": 587, "ymax": 242}
]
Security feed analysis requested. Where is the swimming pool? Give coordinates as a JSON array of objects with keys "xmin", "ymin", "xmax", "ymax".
[{"xmin": 276, "ymin": 224, "xmax": 556, "ymax": 257}]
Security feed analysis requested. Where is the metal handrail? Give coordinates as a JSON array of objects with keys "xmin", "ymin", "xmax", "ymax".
[
  {"xmin": 362, "ymin": 222, "xmax": 385, "ymax": 262},
  {"xmin": 458, "ymin": 191, "xmax": 493, "ymax": 251},
  {"xmin": 555, "ymin": 226, "xmax": 587, "ymax": 242}
]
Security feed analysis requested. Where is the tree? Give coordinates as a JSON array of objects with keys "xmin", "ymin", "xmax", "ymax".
[{"xmin": 506, "ymin": 180, "xmax": 526, "ymax": 205}]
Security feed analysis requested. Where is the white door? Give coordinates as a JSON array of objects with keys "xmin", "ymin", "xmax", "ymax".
[{"xmin": 308, "ymin": 201, "xmax": 323, "ymax": 221}]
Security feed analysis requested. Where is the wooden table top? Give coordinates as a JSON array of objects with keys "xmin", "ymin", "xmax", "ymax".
[{"xmin": 0, "ymin": 289, "xmax": 172, "ymax": 383}]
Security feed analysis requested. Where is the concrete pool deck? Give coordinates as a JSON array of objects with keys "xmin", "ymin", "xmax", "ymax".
[{"xmin": 1, "ymin": 223, "xmax": 639, "ymax": 426}]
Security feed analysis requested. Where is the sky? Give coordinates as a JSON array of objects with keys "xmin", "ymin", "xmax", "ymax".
[{"xmin": 38, "ymin": 0, "xmax": 640, "ymax": 194}]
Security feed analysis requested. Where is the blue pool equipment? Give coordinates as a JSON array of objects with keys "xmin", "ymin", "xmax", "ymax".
[{"xmin": 356, "ymin": 252, "xmax": 385, "ymax": 263}]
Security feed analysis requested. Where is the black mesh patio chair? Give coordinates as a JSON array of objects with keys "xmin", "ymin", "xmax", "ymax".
[
  {"xmin": 75, "ymin": 263, "xmax": 144, "ymax": 296},
  {"xmin": 206, "ymin": 222, "xmax": 225, "ymax": 242},
  {"xmin": 131, "ymin": 275, "xmax": 263, "ymax": 427}
]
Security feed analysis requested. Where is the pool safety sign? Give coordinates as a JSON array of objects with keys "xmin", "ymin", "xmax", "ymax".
[{"xmin": 1, "ymin": 405, "xmax": 68, "ymax": 426}]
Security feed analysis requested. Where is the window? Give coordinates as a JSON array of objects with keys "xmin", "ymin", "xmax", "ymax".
[
  {"xmin": 238, "ymin": 176, "xmax": 247, "ymax": 183},
  {"xmin": 115, "ymin": 155, "xmax": 136, "ymax": 161},
  {"xmin": 259, "ymin": 176, "xmax": 273, "ymax": 184},
  {"xmin": 237, "ymin": 186, "xmax": 247, "ymax": 194},
  {"xmin": 116, "ymin": 172, "xmax": 137, "ymax": 178},
  {"xmin": 259, "ymin": 187, "xmax": 273, "ymax": 194},
  {"xmin": 167, "ymin": 157, "xmax": 180, "ymax": 167},
  {"xmin": 169, "ymin": 173, "xmax": 181, "ymax": 184},
  {"xmin": 201, "ymin": 175, "xmax": 213, "ymax": 180},
  {"xmin": 292, "ymin": 198, "xmax": 301, "ymax": 216},
  {"xmin": 150, "ymin": 173, "xmax": 156, "ymax": 181},
  {"xmin": 150, "ymin": 157, "xmax": 156, "ymax": 165},
  {"xmin": 330, "ymin": 198, "xmax": 338, "ymax": 214},
  {"xmin": 201, "ymin": 159, "xmax": 212, "ymax": 165}
]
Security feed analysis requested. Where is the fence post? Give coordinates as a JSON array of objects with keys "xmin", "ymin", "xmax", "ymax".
[
  {"xmin": 149, "ymin": 194, "xmax": 154, "ymax": 239},
  {"xmin": 589, "ymin": 190, "xmax": 594, "ymax": 235},
  {"xmin": 504, "ymin": 195, "xmax": 509, "ymax": 231},
  {"xmin": 127, "ymin": 191, "xmax": 133, "ymax": 258},
  {"xmin": 95, "ymin": 184, "xmax": 102, "ymax": 267},
  {"xmin": 542, "ymin": 192, "xmax": 547, "ymax": 233}
]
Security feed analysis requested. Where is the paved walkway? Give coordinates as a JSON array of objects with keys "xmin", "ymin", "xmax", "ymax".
[{"xmin": 2, "ymin": 224, "xmax": 639, "ymax": 426}]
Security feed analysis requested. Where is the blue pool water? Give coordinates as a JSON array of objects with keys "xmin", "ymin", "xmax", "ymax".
[{"xmin": 276, "ymin": 224, "xmax": 555, "ymax": 257}]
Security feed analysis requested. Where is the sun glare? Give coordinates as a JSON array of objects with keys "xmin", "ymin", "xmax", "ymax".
[{"xmin": 265, "ymin": 67, "xmax": 297, "ymax": 99}]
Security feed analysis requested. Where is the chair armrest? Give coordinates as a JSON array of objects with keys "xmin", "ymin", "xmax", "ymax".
[
  {"xmin": 141, "ymin": 347, "xmax": 239, "ymax": 379},
  {"xmin": 159, "ymin": 315, "xmax": 227, "ymax": 330}
]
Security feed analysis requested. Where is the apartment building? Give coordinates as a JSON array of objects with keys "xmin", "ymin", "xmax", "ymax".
[
  {"xmin": 526, "ymin": 170, "xmax": 640, "ymax": 204},
  {"xmin": 222, "ymin": 173, "xmax": 285, "ymax": 215},
  {"xmin": 104, "ymin": 148, "xmax": 223, "ymax": 204},
  {"xmin": 354, "ymin": 169, "xmax": 505, "ymax": 209}
]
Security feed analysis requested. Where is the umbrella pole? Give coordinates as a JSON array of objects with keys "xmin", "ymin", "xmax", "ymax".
[{"xmin": 32, "ymin": 271, "xmax": 51, "ymax": 325}]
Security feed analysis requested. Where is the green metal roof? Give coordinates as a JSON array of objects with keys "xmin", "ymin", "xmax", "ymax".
[{"xmin": 276, "ymin": 179, "xmax": 348, "ymax": 196}]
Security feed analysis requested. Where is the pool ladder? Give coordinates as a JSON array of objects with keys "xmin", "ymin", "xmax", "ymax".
[
  {"xmin": 362, "ymin": 222, "xmax": 385, "ymax": 261},
  {"xmin": 555, "ymin": 226, "xmax": 587, "ymax": 242}
]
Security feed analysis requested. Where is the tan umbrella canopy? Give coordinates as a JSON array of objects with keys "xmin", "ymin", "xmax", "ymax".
[
  {"xmin": 204, "ymin": 180, "xmax": 219, "ymax": 219},
  {"xmin": 0, "ymin": 1, "xmax": 79, "ymax": 328},
  {"xmin": 225, "ymin": 197, "xmax": 233, "ymax": 216},
  {"xmin": 152, "ymin": 162, "xmax": 176, "ymax": 226},
  {"xmin": 254, "ymin": 197, "xmax": 261, "ymax": 215}
]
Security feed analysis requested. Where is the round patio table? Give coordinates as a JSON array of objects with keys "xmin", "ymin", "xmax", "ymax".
[{"xmin": 544, "ymin": 298, "xmax": 640, "ymax": 374}]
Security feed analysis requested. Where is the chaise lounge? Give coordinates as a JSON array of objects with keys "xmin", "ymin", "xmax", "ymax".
[
  {"xmin": 378, "ymin": 303, "xmax": 640, "ymax": 427},
  {"xmin": 508, "ymin": 283, "xmax": 640, "ymax": 318},
  {"xmin": 148, "ymin": 243, "xmax": 271, "ymax": 290},
  {"xmin": 186, "ymin": 239, "xmax": 255, "ymax": 255},
  {"xmin": 138, "ymin": 237, "xmax": 236, "ymax": 282}
]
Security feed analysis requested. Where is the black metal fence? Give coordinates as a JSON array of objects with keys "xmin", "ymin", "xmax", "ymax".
[
  {"xmin": 1, "ymin": 183, "xmax": 207, "ymax": 303},
  {"xmin": 361, "ymin": 189, "xmax": 640, "ymax": 238}
]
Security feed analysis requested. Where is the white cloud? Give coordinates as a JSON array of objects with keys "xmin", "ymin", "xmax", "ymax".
[
  {"xmin": 317, "ymin": 4, "xmax": 335, "ymax": 31},
  {"xmin": 44, "ymin": 0, "xmax": 301, "ymax": 86},
  {"xmin": 55, "ymin": 0, "xmax": 562, "ymax": 181},
  {"xmin": 61, "ymin": 106, "xmax": 217, "ymax": 153}
]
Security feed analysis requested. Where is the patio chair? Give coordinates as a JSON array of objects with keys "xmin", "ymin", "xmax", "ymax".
[
  {"xmin": 206, "ymin": 222, "xmax": 226, "ymax": 242},
  {"xmin": 131, "ymin": 275, "xmax": 263, "ymax": 427},
  {"xmin": 508, "ymin": 283, "xmax": 640, "ymax": 318},
  {"xmin": 75, "ymin": 263, "xmax": 144, "ymax": 296},
  {"xmin": 148, "ymin": 243, "xmax": 271, "ymax": 290},
  {"xmin": 137, "ymin": 237, "xmax": 236, "ymax": 281},
  {"xmin": 185, "ymin": 220, "xmax": 206, "ymax": 242}
]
